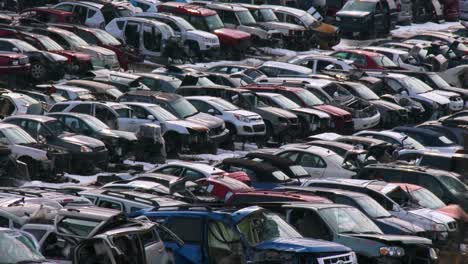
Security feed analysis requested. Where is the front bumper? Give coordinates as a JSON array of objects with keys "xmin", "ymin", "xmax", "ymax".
[
  {"xmin": 237, "ymin": 122, "xmax": 266, "ymax": 136},
  {"xmin": 353, "ymin": 113, "xmax": 380, "ymax": 130},
  {"xmin": 449, "ymin": 99, "xmax": 464, "ymax": 111}
]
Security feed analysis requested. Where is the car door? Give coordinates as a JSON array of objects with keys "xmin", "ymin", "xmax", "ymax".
[
  {"xmin": 142, "ymin": 24, "xmax": 163, "ymax": 58},
  {"xmin": 120, "ymin": 105, "xmax": 150, "ymax": 132},
  {"xmin": 374, "ymin": 2, "xmax": 385, "ymax": 32},
  {"xmin": 124, "ymin": 21, "xmax": 141, "ymax": 50},
  {"xmin": 74, "ymin": 5, "xmax": 88, "ymax": 25},
  {"xmin": 95, "ymin": 104, "xmax": 119, "ymax": 129},
  {"xmin": 297, "ymin": 152, "xmax": 327, "ymax": 178},
  {"xmin": 73, "ymin": 237, "xmax": 123, "ymax": 264},
  {"xmin": 140, "ymin": 228, "xmax": 168, "ymax": 264}
]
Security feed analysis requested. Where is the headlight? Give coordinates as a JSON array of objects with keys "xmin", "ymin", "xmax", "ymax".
[
  {"xmin": 434, "ymin": 223, "xmax": 448, "ymax": 232},
  {"xmin": 350, "ymin": 252, "xmax": 357, "ymax": 263},
  {"xmin": 235, "ymin": 114, "xmax": 251, "ymax": 123},
  {"xmin": 379, "ymin": 247, "xmax": 405, "ymax": 257},
  {"xmin": 80, "ymin": 146, "xmax": 93, "ymax": 153},
  {"xmin": 336, "ymin": 17, "xmax": 341, "ymax": 21},
  {"xmin": 11, "ymin": 60, "xmax": 19, "ymax": 66},
  {"xmin": 429, "ymin": 248, "xmax": 438, "ymax": 260}
]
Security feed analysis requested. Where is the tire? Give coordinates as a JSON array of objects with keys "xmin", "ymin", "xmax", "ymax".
[
  {"xmin": 18, "ymin": 156, "xmax": 38, "ymax": 180},
  {"xmin": 164, "ymin": 132, "xmax": 181, "ymax": 158},
  {"xmin": 265, "ymin": 121, "xmax": 274, "ymax": 142},
  {"xmin": 185, "ymin": 41, "xmax": 200, "ymax": 60},
  {"xmin": 30, "ymin": 63, "xmax": 47, "ymax": 81},
  {"xmin": 222, "ymin": 123, "xmax": 236, "ymax": 150}
]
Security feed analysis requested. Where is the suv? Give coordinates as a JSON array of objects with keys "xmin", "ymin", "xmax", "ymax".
[
  {"xmin": 54, "ymin": 1, "xmax": 135, "ymax": 28},
  {"xmin": 193, "ymin": 2, "xmax": 282, "ymax": 47},
  {"xmin": 140, "ymin": 205, "xmax": 357, "ymax": 264},
  {"xmin": 118, "ymin": 91, "xmax": 229, "ymax": 150},
  {"xmin": 157, "ymin": 2, "xmax": 251, "ymax": 58},
  {"xmin": 356, "ymin": 164, "xmax": 468, "ymax": 211},
  {"xmin": 0, "ymin": 38, "xmax": 67, "ymax": 81},
  {"xmin": 175, "ymin": 86, "xmax": 301, "ymax": 142},
  {"xmin": 135, "ymin": 12, "xmax": 221, "ymax": 58}
]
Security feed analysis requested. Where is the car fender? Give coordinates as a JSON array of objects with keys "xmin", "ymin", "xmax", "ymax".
[{"xmin": 10, "ymin": 145, "xmax": 48, "ymax": 161}]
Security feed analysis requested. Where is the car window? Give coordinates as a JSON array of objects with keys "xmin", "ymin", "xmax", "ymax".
[
  {"xmin": 417, "ymin": 176, "xmax": 445, "ymax": 197},
  {"xmin": 130, "ymin": 105, "xmax": 150, "ymax": 119},
  {"xmin": 74, "ymin": 5, "xmax": 88, "ymax": 24},
  {"xmin": 182, "ymin": 169, "xmax": 205, "ymax": 180},
  {"xmin": 0, "ymin": 216, "xmax": 9, "ymax": 227},
  {"xmin": 157, "ymin": 166, "xmax": 183, "ymax": 176},
  {"xmin": 259, "ymin": 66, "xmax": 280, "ymax": 77},
  {"xmin": 190, "ymin": 100, "xmax": 218, "ymax": 114},
  {"xmin": 87, "ymin": 9, "xmax": 97, "ymax": 18},
  {"xmin": 71, "ymin": 104, "xmax": 92, "ymax": 114},
  {"xmin": 166, "ymin": 217, "xmax": 203, "ymax": 244},
  {"xmin": 298, "ymin": 153, "xmax": 326, "ymax": 168},
  {"xmin": 290, "ymin": 209, "xmax": 330, "ymax": 239},
  {"xmin": 333, "ymin": 52, "xmax": 348, "ymax": 59},
  {"xmin": 61, "ymin": 116, "xmax": 91, "ymax": 133},
  {"xmin": 143, "ymin": 25, "xmax": 161, "ymax": 52},
  {"xmin": 348, "ymin": 53, "xmax": 366, "ymax": 66},
  {"xmin": 222, "ymin": 11, "xmax": 238, "ymax": 25},
  {"xmin": 97, "ymin": 199, "xmax": 124, "ymax": 211},
  {"xmin": 55, "ymin": 4, "xmax": 74, "ymax": 12},
  {"xmin": 76, "ymin": 30, "xmax": 99, "ymax": 45},
  {"xmin": 49, "ymin": 104, "xmax": 68, "ymax": 112},
  {"xmin": 277, "ymin": 151, "xmax": 300, "ymax": 162}
]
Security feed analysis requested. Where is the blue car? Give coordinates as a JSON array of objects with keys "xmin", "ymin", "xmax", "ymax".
[{"xmin": 139, "ymin": 205, "xmax": 357, "ymax": 264}]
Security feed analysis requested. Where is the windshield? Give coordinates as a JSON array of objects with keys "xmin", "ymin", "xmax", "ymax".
[
  {"xmin": 271, "ymin": 95, "xmax": 300, "ymax": 109},
  {"xmin": 411, "ymin": 188, "xmax": 446, "ymax": 209},
  {"xmin": 272, "ymin": 170, "xmax": 291, "ymax": 181},
  {"xmin": 439, "ymin": 175, "xmax": 468, "ymax": 195},
  {"xmin": 114, "ymin": 107, "xmax": 132, "ymax": 118},
  {"xmin": 82, "ymin": 115, "xmax": 110, "ymax": 131},
  {"xmin": 94, "ymin": 29, "xmax": 121, "ymax": 46},
  {"xmin": 295, "ymin": 89, "xmax": 323, "ymax": 106},
  {"xmin": 61, "ymin": 31, "xmax": 89, "ymax": 47},
  {"xmin": 46, "ymin": 120, "xmax": 71, "ymax": 136},
  {"xmin": 251, "ymin": 8, "xmax": 278, "ymax": 22},
  {"xmin": 236, "ymin": 10, "xmax": 256, "ymax": 25},
  {"xmin": 372, "ymin": 55, "xmax": 397, "ymax": 67},
  {"xmin": 2, "ymin": 126, "xmax": 36, "ymax": 144},
  {"xmin": 0, "ymin": 230, "xmax": 45, "ymax": 263},
  {"xmin": 323, "ymin": 83, "xmax": 354, "ymax": 103},
  {"xmin": 428, "ymin": 73, "xmax": 451, "ymax": 88},
  {"xmin": 204, "ymin": 15, "xmax": 224, "ymax": 31},
  {"xmin": 349, "ymin": 83, "xmax": 380, "ymax": 100},
  {"xmin": 320, "ymin": 207, "xmax": 382, "ymax": 234},
  {"xmin": 16, "ymin": 41, "xmax": 37, "ymax": 52},
  {"xmin": 237, "ymin": 210, "xmax": 301, "ymax": 245},
  {"xmin": 170, "ymin": 98, "xmax": 199, "ymax": 119},
  {"xmin": 210, "ymin": 99, "xmax": 239, "ymax": 111},
  {"xmin": 401, "ymin": 77, "xmax": 433, "ymax": 94},
  {"xmin": 240, "ymin": 93, "xmax": 268, "ymax": 107},
  {"xmin": 37, "ymin": 36, "xmax": 64, "ymax": 51},
  {"xmin": 354, "ymin": 196, "xmax": 392, "ymax": 218},
  {"xmin": 197, "ymin": 77, "xmax": 217, "ymax": 86},
  {"xmin": 147, "ymin": 105, "xmax": 179, "ymax": 121},
  {"xmin": 342, "ymin": 1, "xmax": 376, "ymax": 12}
]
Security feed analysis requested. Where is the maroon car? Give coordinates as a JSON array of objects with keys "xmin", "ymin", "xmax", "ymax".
[
  {"xmin": 332, "ymin": 49, "xmax": 400, "ymax": 70},
  {"xmin": 0, "ymin": 52, "xmax": 30, "ymax": 85},
  {"xmin": 19, "ymin": 7, "xmax": 78, "ymax": 24},
  {"xmin": 243, "ymin": 84, "xmax": 354, "ymax": 133},
  {"xmin": 51, "ymin": 24, "xmax": 141, "ymax": 70},
  {"xmin": 0, "ymin": 28, "xmax": 92, "ymax": 74},
  {"xmin": 158, "ymin": 2, "xmax": 251, "ymax": 58},
  {"xmin": 440, "ymin": 0, "xmax": 459, "ymax": 21}
]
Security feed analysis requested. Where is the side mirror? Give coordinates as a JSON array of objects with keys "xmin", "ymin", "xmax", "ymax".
[
  {"xmin": 147, "ymin": 115, "xmax": 155, "ymax": 121},
  {"xmin": 12, "ymin": 47, "xmax": 19, "ymax": 53},
  {"xmin": 207, "ymin": 109, "xmax": 216, "ymax": 115}
]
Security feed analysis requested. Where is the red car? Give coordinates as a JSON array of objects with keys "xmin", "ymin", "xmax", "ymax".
[
  {"xmin": 440, "ymin": 0, "xmax": 459, "ymax": 21},
  {"xmin": 0, "ymin": 52, "xmax": 30, "ymax": 75},
  {"xmin": 331, "ymin": 49, "xmax": 399, "ymax": 70},
  {"xmin": 158, "ymin": 2, "xmax": 251, "ymax": 57},
  {"xmin": 52, "ymin": 24, "xmax": 141, "ymax": 70},
  {"xmin": 243, "ymin": 84, "xmax": 354, "ymax": 133},
  {"xmin": 0, "ymin": 28, "xmax": 92, "ymax": 74},
  {"xmin": 19, "ymin": 7, "xmax": 78, "ymax": 24}
]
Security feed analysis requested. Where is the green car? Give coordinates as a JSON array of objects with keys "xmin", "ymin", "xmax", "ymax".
[{"xmin": 266, "ymin": 203, "xmax": 438, "ymax": 263}]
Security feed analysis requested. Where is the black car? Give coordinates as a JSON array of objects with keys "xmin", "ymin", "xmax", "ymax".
[
  {"xmin": 3, "ymin": 115, "xmax": 108, "ymax": 174},
  {"xmin": 46, "ymin": 112, "xmax": 137, "ymax": 162},
  {"xmin": 392, "ymin": 126, "xmax": 462, "ymax": 151},
  {"xmin": 417, "ymin": 116, "xmax": 468, "ymax": 146},
  {"xmin": 0, "ymin": 38, "xmax": 67, "ymax": 81},
  {"xmin": 356, "ymin": 163, "xmax": 468, "ymax": 211},
  {"xmin": 242, "ymin": 152, "xmax": 310, "ymax": 179}
]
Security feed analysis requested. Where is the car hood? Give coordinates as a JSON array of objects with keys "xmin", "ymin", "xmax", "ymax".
[
  {"xmin": 410, "ymin": 208, "xmax": 457, "ymax": 225},
  {"xmin": 213, "ymin": 28, "xmax": 251, "ymax": 40},
  {"xmin": 417, "ymin": 92, "xmax": 450, "ymax": 104},
  {"xmin": 54, "ymin": 50, "xmax": 91, "ymax": 61},
  {"xmin": 350, "ymin": 234, "xmax": 432, "ymax": 245},
  {"xmin": 371, "ymin": 100, "xmax": 406, "ymax": 111},
  {"xmin": 167, "ymin": 120, "xmax": 209, "ymax": 132},
  {"xmin": 80, "ymin": 45, "xmax": 116, "ymax": 56},
  {"xmin": 186, "ymin": 112, "xmax": 223, "ymax": 129},
  {"xmin": 258, "ymin": 106, "xmax": 297, "ymax": 118},
  {"xmin": 292, "ymin": 108, "xmax": 330, "ymax": 118},
  {"xmin": 60, "ymin": 134, "xmax": 106, "ymax": 148},
  {"xmin": 255, "ymin": 237, "xmax": 351, "ymax": 253},
  {"xmin": 314, "ymin": 104, "xmax": 351, "ymax": 116},
  {"xmin": 440, "ymin": 86, "xmax": 468, "ymax": 97},
  {"xmin": 432, "ymin": 90, "xmax": 461, "ymax": 98},
  {"xmin": 188, "ymin": 30, "xmax": 219, "ymax": 42},
  {"xmin": 336, "ymin": 10, "xmax": 371, "ymax": 17},
  {"xmin": 261, "ymin": 21, "xmax": 305, "ymax": 31},
  {"xmin": 228, "ymin": 109, "xmax": 261, "ymax": 118},
  {"xmin": 103, "ymin": 129, "xmax": 137, "ymax": 141},
  {"xmin": 438, "ymin": 204, "xmax": 468, "ymax": 222},
  {"xmin": 378, "ymin": 216, "xmax": 424, "ymax": 233}
]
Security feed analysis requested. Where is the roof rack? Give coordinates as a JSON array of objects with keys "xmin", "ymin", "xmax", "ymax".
[
  {"xmin": 100, "ymin": 190, "xmax": 161, "ymax": 206},
  {"xmin": 0, "ymin": 188, "xmax": 43, "ymax": 197}
]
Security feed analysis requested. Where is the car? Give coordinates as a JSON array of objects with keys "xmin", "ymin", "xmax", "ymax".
[
  {"xmin": 120, "ymin": 102, "xmax": 213, "ymax": 155},
  {"xmin": 0, "ymin": 38, "xmax": 67, "ymax": 81},
  {"xmin": 175, "ymin": 86, "xmax": 301, "ymax": 142},
  {"xmin": 240, "ymin": 3, "xmax": 307, "ymax": 49},
  {"xmin": 3, "ymin": 115, "xmax": 108, "ymax": 174},
  {"xmin": 0, "ymin": 52, "xmax": 30, "ymax": 78},
  {"xmin": 332, "ymin": 49, "xmax": 399, "ymax": 70},
  {"xmin": 264, "ymin": 4, "xmax": 339, "ymax": 49},
  {"xmin": 134, "ymin": 73, "xmax": 183, "ymax": 93},
  {"xmin": 204, "ymin": 72, "xmax": 252, "ymax": 87},
  {"xmin": 60, "ymin": 80, "xmax": 123, "ymax": 101},
  {"xmin": 105, "ymin": 17, "xmax": 182, "ymax": 61},
  {"xmin": 0, "ymin": 90, "xmax": 43, "ymax": 118},
  {"xmin": 139, "ymin": 205, "xmax": 358, "ymax": 264},
  {"xmin": 405, "ymin": 32, "xmax": 468, "ymax": 57},
  {"xmin": 0, "ymin": 228, "xmax": 50, "ymax": 264},
  {"xmin": 0, "ymin": 186, "xmax": 93, "ymax": 206},
  {"xmin": 46, "ymin": 112, "xmax": 137, "ymax": 162},
  {"xmin": 185, "ymin": 96, "xmax": 266, "ymax": 141},
  {"xmin": 261, "ymin": 203, "xmax": 437, "ymax": 264},
  {"xmin": 356, "ymin": 163, "xmax": 468, "ymax": 211},
  {"xmin": 129, "ymin": 0, "xmax": 159, "ymax": 12},
  {"xmin": 0, "ymin": 28, "xmax": 93, "ymax": 74},
  {"xmin": 286, "ymin": 53, "xmax": 356, "ymax": 73},
  {"xmin": 157, "ymin": 2, "xmax": 251, "ymax": 58},
  {"xmin": 0, "ymin": 144, "xmax": 28, "ymax": 186},
  {"xmin": 19, "ymin": 7, "xmax": 78, "ymax": 24},
  {"xmin": 192, "ymin": 2, "xmax": 282, "ymax": 47},
  {"xmin": 206, "ymin": 63, "xmax": 267, "ymax": 82},
  {"xmin": 354, "ymin": 130, "xmax": 428, "ymax": 152},
  {"xmin": 362, "ymin": 46, "xmax": 426, "ymax": 71},
  {"xmin": 336, "ymin": 0, "xmax": 394, "ymax": 38},
  {"xmin": 36, "ymin": 84, "xmax": 96, "ymax": 101},
  {"xmin": 135, "ymin": 12, "xmax": 221, "ymax": 58},
  {"xmin": 0, "ymin": 123, "xmax": 65, "ymax": 181},
  {"xmin": 87, "ymin": 69, "xmax": 150, "ymax": 92},
  {"xmin": 256, "ymin": 92, "xmax": 332, "ymax": 136},
  {"xmin": 149, "ymin": 161, "xmax": 248, "ymax": 180},
  {"xmin": 243, "ymin": 151, "xmax": 311, "ymax": 178},
  {"xmin": 274, "ymin": 145, "xmax": 357, "ymax": 179},
  {"xmin": 392, "ymin": 126, "xmax": 463, "ymax": 153},
  {"xmin": 22, "ymin": 26, "xmax": 120, "ymax": 70},
  {"xmin": 256, "ymin": 61, "xmax": 313, "ymax": 77},
  {"xmin": 54, "ymin": 1, "xmax": 136, "ymax": 28},
  {"xmin": 51, "ymin": 23, "xmax": 140, "ymax": 70}
]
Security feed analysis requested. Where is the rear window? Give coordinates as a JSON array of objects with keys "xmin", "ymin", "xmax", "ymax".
[
  {"xmin": 372, "ymin": 55, "xmax": 397, "ymax": 67},
  {"xmin": 57, "ymin": 217, "xmax": 101, "ymax": 237},
  {"xmin": 49, "ymin": 104, "xmax": 69, "ymax": 112},
  {"xmin": 165, "ymin": 217, "xmax": 203, "ymax": 243}
]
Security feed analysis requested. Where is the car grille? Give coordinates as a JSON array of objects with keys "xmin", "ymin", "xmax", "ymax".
[
  {"xmin": 317, "ymin": 253, "xmax": 355, "ymax": 264},
  {"xmin": 292, "ymin": 30, "xmax": 305, "ymax": 37},
  {"xmin": 448, "ymin": 221, "xmax": 457, "ymax": 231},
  {"xmin": 271, "ymin": 32, "xmax": 282, "ymax": 39},
  {"xmin": 94, "ymin": 146, "xmax": 107, "ymax": 152},
  {"xmin": 209, "ymin": 125, "xmax": 224, "ymax": 136},
  {"xmin": 253, "ymin": 124, "xmax": 265, "ymax": 132},
  {"xmin": 404, "ymin": 245, "xmax": 433, "ymax": 264},
  {"xmin": 19, "ymin": 57, "xmax": 29, "ymax": 65}
]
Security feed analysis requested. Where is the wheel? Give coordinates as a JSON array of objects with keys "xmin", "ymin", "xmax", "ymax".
[
  {"xmin": 30, "ymin": 63, "xmax": 47, "ymax": 81},
  {"xmin": 18, "ymin": 156, "xmax": 38, "ymax": 180}
]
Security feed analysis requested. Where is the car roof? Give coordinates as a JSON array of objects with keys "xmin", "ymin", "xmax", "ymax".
[
  {"xmin": 159, "ymin": 161, "xmax": 225, "ymax": 173},
  {"xmin": 282, "ymin": 202, "xmax": 353, "ymax": 210},
  {"xmin": 122, "ymin": 90, "xmax": 182, "ymax": 101},
  {"xmin": 135, "ymin": 73, "xmax": 180, "ymax": 82},
  {"xmin": 363, "ymin": 46, "xmax": 408, "ymax": 55},
  {"xmin": 4, "ymin": 114, "xmax": 56, "ymax": 123},
  {"xmin": 356, "ymin": 130, "xmax": 404, "ymax": 140},
  {"xmin": 114, "ymin": 17, "xmax": 170, "ymax": 28},
  {"xmin": 393, "ymin": 126, "xmax": 445, "ymax": 137},
  {"xmin": 64, "ymin": 80, "xmax": 117, "ymax": 90},
  {"xmin": 160, "ymin": 2, "xmax": 217, "ymax": 16},
  {"xmin": 281, "ymin": 145, "xmax": 339, "ymax": 157},
  {"xmin": 261, "ymin": 61, "xmax": 312, "ymax": 74},
  {"xmin": 0, "ymin": 123, "xmax": 22, "ymax": 130},
  {"xmin": 280, "ymin": 186, "xmax": 367, "ymax": 198},
  {"xmin": 207, "ymin": 3, "xmax": 247, "ymax": 11},
  {"xmin": 339, "ymin": 49, "xmax": 384, "ymax": 57},
  {"xmin": 365, "ymin": 163, "xmax": 462, "ymax": 177},
  {"xmin": 42, "ymin": 85, "xmax": 90, "ymax": 93},
  {"xmin": 74, "ymin": 1, "xmax": 103, "ymax": 8},
  {"xmin": 262, "ymin": 5, "xmax": 306, "ymax": 16}
]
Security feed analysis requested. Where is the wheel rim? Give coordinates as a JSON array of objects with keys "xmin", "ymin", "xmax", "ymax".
[{"xmin": 31, "ymin": 64, "xmax": 45, "ymax": 79}]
